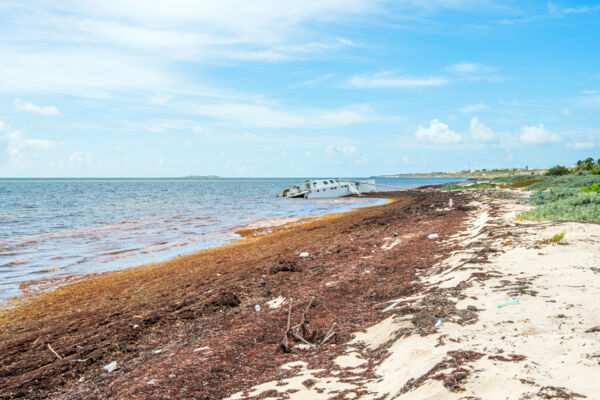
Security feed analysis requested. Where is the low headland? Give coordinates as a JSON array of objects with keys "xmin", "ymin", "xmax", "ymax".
[{"xmin": 2, "ymin": 163, "xmax": 600, "ymax": 399}]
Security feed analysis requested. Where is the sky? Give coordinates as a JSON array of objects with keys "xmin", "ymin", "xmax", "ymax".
[{"xmin": 0, "ymin": 1, "xmax": 599, "ymax": 177}]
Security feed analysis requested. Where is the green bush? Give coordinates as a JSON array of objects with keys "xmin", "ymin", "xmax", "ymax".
[
  {"xmin": 581, "ymin": 183, "xmax": 600, "ymax": 194},
  {"xmin": 590, "ymin": 166, "xmax": 600, "ymax": 175},
  {"xmin": 545, "ymin": 165, "xmax": 570, "ymax": 176},
  {"xmin": 520, "ymin": 188, "xmax": 600, "ymax": 222},
  {"xmin": 527, "ymin": 174, "xmax": 600, "ymax": 191}
]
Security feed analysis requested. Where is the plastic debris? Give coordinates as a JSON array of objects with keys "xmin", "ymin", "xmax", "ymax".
[
  {"xmin": 514, "ymin": 217, "xmax": 523, "ymax": 222},
  {"xmin": 497, "ymin": 298, "xmax": 520, "ymax": 308},
  {"xmin": 427, "ymin": 234, "xmax": 439, "ymax": 240},
  {"xmin": 434, "ymin": 318, "xmax": 444, "ymax": 327},
  {"xmin": 449, "ymin": 198, "xmax": 453, "ymax": 208},
  {"xmin": 147, "ymin": 379, "xmax": 157, "ymax": 385},
  {"xmin": 382, "ymin": 299, "xmax": 405, "ymax": 313},
  {"xmin": 132, "ymin": 324, "xmax": 139, "ymax": 329},
  {"xmin": 103, "ymin": 361, "xmax": 118, "ymax": 373},
  {"xmin": 502, "ymin": 241, "xmax": 513, "ymax": 246},
  {"xmin": 153, "ymin": 349, "xmax": 162, "ymax": 354},
  {"xmin": 78, "ymin": 377, "xmax": 85, "ymax": 383},
  {"xmin": 393, "ymin": 232, "xmax": 399, "ymax": 237},
  {"xmin": 254, "ymin": 304, "xmax": 261, "ymax": 312},
  {"xmin": 193, "ymin": 346, "xmax": 210, "ymax": 352},
  {"xmin": 299, "ymin": 252, "xmax": 309, "ymax": 258}
]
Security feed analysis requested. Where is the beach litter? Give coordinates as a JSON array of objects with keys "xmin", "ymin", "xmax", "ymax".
[
  {"xmin": 497, "ymin": 298, "xmax": 520, "ymax": 308},
  {"xmin": 434, "ymin": 318, "xmax": 444, "ymax": 327},
  {"xmin": 449, "ymin": 198, "xmax": 453, "ymax": 208},
  {"xmin": 147, "ymin": 379, "xmax": 157, "ymax": 385},
  {"xmin": 299, "ymin": 252, "xmax": 309, "ymax": 258},
  {"xmin": 267, "ymin": 296, "xmax": 286, "ymax": 309},
  {"xmin": 103, "ymin": 361, "xmax": 118, "ymax": 373},
  {"xmin": 393, "ymin": 232, "xmax": 399, "ymax": 237},
  {"xmin": 427, "ymin": 234, "xmax": 439, "ymax": 240},
  {"xmin": 153, "ymin": 349, "xmax": 162, "ymax": 354},
  {"xmin": 254, "ymin": 304, "xmax": 261, "ymax": 312}
]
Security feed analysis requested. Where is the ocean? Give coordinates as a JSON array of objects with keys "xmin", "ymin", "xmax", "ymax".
[{"xmin": 0, "ymin": 177, "xmax": 464, "ymax": 301}]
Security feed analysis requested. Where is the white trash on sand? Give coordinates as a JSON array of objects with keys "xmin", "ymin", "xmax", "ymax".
[{"xmin": 103, "ymin": 361, "xmax": 118, "ymax": 373}]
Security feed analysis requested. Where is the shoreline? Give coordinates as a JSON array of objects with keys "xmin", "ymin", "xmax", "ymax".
[
  {"xmin": 1, "ymin": 189, "xmax": 468, "ymax": 398},
  {"xmin": 0, "ymin": 196, "xmax": 386, "ymax": 306},
  {"xmin": 3, "ymin": 187, "xmax": 596, "ymax": 399}
]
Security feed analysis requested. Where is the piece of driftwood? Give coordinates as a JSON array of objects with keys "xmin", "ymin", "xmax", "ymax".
[
  {"xmin": 47, "ymin": 343, "xmax": 63, "ymax": 360},
  {"xmin": 280, "ymin": 299, "xmax": 293, "ymax": 352},
  {"xmin": 321, "ymin": 322, "xmax": 336, "ymax": 344}
]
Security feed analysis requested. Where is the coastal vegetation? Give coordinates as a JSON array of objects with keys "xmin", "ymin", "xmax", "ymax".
[{"xmin": 439, "ymin": 156, "xmax": 600, "ymax": 222}]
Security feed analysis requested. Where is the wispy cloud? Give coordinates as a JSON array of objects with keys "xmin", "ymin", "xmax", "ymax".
[
  {"xmin": 460, "ymin": 103, "xmax": 489, "ymax": 113},
  {"xmin": 190, "ymin": 102, "xmax": 377, "ymax": 129},
  {"xmin": 566, "ymin": 141, "xmax": 594, "ymax": 150},
  {"xmin": 1, "ymin": 121, "xmax": 62, "ymax": 167},
  {"xmin": 13, "ymin": 98, "xmax": 61, "ymax": 116},
  {"xmin": 446, "ymin": 62, "xmax": 503, "ymax": 82},
  {"xmin": 346, "ymin": 73, "xmax": 447, "ymax": 88},
  {"xmin": 326, "ymin": 143, "xmax": 368, "ymax": 165}
]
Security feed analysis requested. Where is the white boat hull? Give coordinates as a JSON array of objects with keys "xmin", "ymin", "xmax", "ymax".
[{"xmin": 281, "ymin": 179, "xmax": 376, "ymax": 199}]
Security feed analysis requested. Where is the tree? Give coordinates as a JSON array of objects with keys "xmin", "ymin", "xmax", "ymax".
[
  {"xmin": 545, "ymin": 165, "xmax": 570, "ymax": 176},
  {"xmin": 577, "ymin": 157, "xmax": 596, "ymax": 171}
]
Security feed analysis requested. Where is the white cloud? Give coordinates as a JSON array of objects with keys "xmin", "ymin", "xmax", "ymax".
[
  {"xmin": 191, "ymin": 103, "xmax": 376, "ymax": 128},
  {"xmin": 326, "ymin": 143, "xmax": 368, "ymax": 165},
  {"xmin": 415, "ymin": 119, "xmax": 462, "ymax": 144},
  {"xmin": 69, "ymin": 151, "xmax": 94, "ymax": 163},
  {"xmin": 460, "ymin": 103, "xmax": 489, "ymax": 113},
  {"xmin": 561, "ymin": 108, "xmax": 571, "ymax": 116},
  {"xmin": 156, "ymin": 157, "xmax": 166, "ymax": 167},
  {"xmin": 446, "ymin": 62, "xmax": 484, "ymax": 73},
  {"xmin": 566, "ymin": 141, "xmax": 594, "ymax": 150},
  {"xmin": 1, "ymin": 123, "xmax": 61, "ymax": 167},
  {"xmin": 13, "ymin": 98, "xmax": 61, "ymax": 116},
  {"xmin": 193, "ymin": 103, "xmax": 306, "ymax": 128},
  {"xmin": 519, "ymin": 124, "xmax": 561, "ymax": 144},
  {"xmin": 347, "ymin": 74, "xmax": 447, "ymax": 88},
  {"xmin": 469, "ymin": 117, "xmax": 496, "ymax": 142},
  {"xmin": 445, "ymin": 62, "xmax": 502, "ymax": 82},
  {"xmin": 582, "ymin": 89, "xmax": 599, "ymax": 95}
]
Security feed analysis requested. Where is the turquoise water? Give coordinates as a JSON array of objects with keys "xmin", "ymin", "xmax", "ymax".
[{"xmin": 0, "ymin": 177, "xmax": 463, "ymax": 301}]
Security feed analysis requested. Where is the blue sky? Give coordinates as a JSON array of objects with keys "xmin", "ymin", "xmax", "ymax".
[{"xmin": 0, "ymin": 1, "xmax": 599, "ymax": 177}]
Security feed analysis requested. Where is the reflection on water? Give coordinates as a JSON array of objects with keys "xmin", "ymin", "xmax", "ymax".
[{"xmin": 0, "ymin": 177, "xmax": 463, "ymax": 301}]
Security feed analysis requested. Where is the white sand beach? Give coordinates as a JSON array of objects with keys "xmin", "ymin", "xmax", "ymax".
[{"xmin": 228, "ymin": 191, "xmax": 600, "ymax": 399}]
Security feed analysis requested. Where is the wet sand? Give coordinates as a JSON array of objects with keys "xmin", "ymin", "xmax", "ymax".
[{"xmin": 0, "ymin": 189, "xmax": 470, "ymax": 399}]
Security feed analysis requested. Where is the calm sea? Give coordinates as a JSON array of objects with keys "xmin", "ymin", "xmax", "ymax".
[{"xmin": 0, "ymin": 177, "xmax": 463, "ymax": 301}]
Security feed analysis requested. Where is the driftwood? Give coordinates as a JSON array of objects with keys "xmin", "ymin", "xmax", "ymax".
[
  {"xmin": 280, "ymin": 299, "xmax": 293, "ymax": 352},
  {"xmin": 279, "ymin": 296, "xmax": 336, "ymax": 352},
  {"xmin": 47, "ymin": 343, "xmax": 63, "ymax": 360}
]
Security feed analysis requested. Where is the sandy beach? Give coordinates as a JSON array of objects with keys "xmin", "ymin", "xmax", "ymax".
[{"xmin": 1, "ymin": 188, "xmax": 598, "ymax": 399}]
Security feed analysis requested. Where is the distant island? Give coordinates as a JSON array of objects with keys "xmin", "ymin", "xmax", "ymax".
[{"xmin": 183, "ymin": 175, "xmax": 222, "ymax": 179}]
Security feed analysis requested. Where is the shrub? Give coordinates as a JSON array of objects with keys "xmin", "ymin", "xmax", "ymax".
[
  {"xmin": 581, "ymin": 183, "xmax": 600, "ymax": 194},
  {"xmin": 538, "ymin": 232, "xmax": 566, "ymax": 245},
  {"xmin": 520, "ymin": 188, "xmax": 600, "ymax": 222},
  {"xmin": 527, "ymin": 174, "xmax": 600, "ymax": 191},
  {"xmin": 545, "ymin": 165, "xmax": 570, "ymax": 176},
  {"xmin": 590, "ymin": 166, "xmax": 600, "ymax": 175}
]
